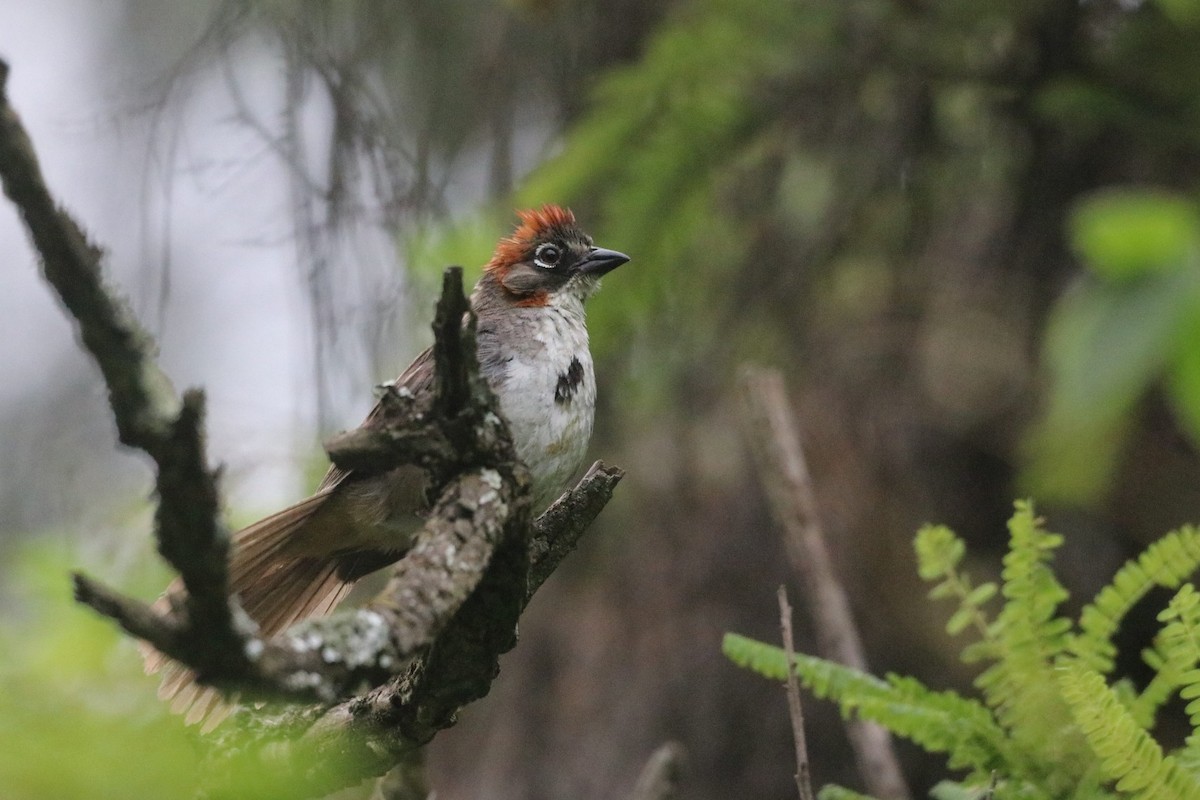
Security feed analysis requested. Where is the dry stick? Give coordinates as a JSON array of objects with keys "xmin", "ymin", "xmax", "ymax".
[
  {"xmin": 741, "ymin": 365, "xmax": 912, "ymax": 800},
  {"xmin": 627, "ymin": 742, "xmax": 686, "ymax": 800},
  {"xmin": 778, "ymin": 586, "xmax": 816, "ymax": 800}
]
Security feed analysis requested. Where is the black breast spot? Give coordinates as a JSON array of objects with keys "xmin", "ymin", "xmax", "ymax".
[{"xmin": 555, "ymin": 357, "xmax": 585, "ymax": 405}]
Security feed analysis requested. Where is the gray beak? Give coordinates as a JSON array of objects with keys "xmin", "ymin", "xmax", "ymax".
[{"xmin": 575, "ymin": 246, "xmax": 630, "ymax": 276}]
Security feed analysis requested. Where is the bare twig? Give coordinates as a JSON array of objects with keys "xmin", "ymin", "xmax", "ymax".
[
  {"xmin": 778, "ymin": 586, "xmax": 816, "ymax": 800},
  {"xmin": 628, "ymin": 742, "xmax": 686, "ymax": 800},
  {"xmin": 741, "ymin": 365, "xmax": 911, "ymax": 800}
]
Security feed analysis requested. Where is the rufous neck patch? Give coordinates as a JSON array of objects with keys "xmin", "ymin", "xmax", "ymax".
[{"xmin": 514, "ymin": 290, "xmax": 550, "ymax": 307}]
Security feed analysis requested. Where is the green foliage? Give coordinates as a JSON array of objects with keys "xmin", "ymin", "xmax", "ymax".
[
  {"xmin": 722, "ymin": 634, "xmax": 1013, "ymax": 776},
  {"xmin": 1057, "ymin": 662, "xmax": 1200, "ymax": 799},
  {"xmin": 914, "ymin": 525, "xmax": 994, "ymax": 651},
  {"xmin": 0, "ymin": 543, "xmax": 199, "ymax": 800},
  {"xmin": 510, "ymin": 0, "xmax": 829, "ymax": 400},
  {"xmin": 1156, "ymin": 584, "xmax": 1200, "ymax": 773},
  {"xmin": 725, "ymin": 502, "xmax": 1200, "ymax": 799},
  {"xmin": 972, "ymin": 502, "xmax": 1084, "ymax": 788},
  {"xmin": 0, "ymin": 540, "xmax": 360, "ymax": 800},
  {"xmin": 1072, "ymin": 192, "xmax": 1200, "ymax": 281},
  {"xmin": 1069, "ymin": 527, "xmax": 1200, "ymax": 675},
  {"xmin": 1027, "ymin": 189, "xmax": 1200, "ymax": 504}
]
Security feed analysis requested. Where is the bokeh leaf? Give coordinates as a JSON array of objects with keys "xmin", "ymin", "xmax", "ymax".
[
  {"xmin": 1026, "ymin": 265, "xmax": 1199, "ymax": 502},
  {"xmin": 1070, "ymin": 190, "xmax": 1200, "ymax": 281},
  {"xmin": 1167, "ymin": 310, "xmax": 1200, "ymax": 444},
  {"xmin": 1158, "ymin": 0, "xmax": 1200, "ymax": 27}
]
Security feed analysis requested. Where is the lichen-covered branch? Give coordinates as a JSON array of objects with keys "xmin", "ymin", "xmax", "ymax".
[
  {"xmin": 323, "ymin": 268, "xmax": 515, "ymax": 484},
  {"xmin": 0, "ymin": 59, "xmax": 180, "ymax": 449},
  {"xmin": 194, "ymin": 457, "xmax": 622, "ymax": 799},
  {"xmin": 2, "ymin": 56, "xmax": 623, "ymax": 799},
  {"xmin": 0, "ymin": 57, "xmax": 240, "ymax": 672},
  {"xmin": 528, "ymin": 459, "xmax": 624, "ymax": 593},
  {"xmin": 62, "ymin": 264, "xmax": 533, "ymax": 712}
]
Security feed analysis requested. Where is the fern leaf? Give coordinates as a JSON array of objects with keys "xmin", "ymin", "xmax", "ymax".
[
  {"xmin": 1152, "ymin": 583, "xmax": 1200, "ymax": 777},
  {"xmin": 722, "ymin": 633, "xmax": 1013, "ymax": 777},
  {"xmin": 915, "ymin": 524, "xmax": 997, "ymax": 649},
  {"xmin": 1057, "ymin": 659, "xmax": 1200, "ymax": 800},
  {"xmin": 1070, "ymin": 526, "xmax": 1200, "ymax": 675},
  {"xmin": 974, "ymin": 501, "xmax": 1086, "ymax": 781},
  {"xmin": 1129, "ymin": 644, "xmax": 1186, "ymax": 731}
]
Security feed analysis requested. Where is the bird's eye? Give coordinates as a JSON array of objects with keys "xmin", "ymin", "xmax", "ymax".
[{"xmin": 534, "ymin": 243, "xmax": 562, "ymax": 269}]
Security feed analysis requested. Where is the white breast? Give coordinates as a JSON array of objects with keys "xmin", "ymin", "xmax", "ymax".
[{"xmin": 491, "ymin": 295, "xmax": 596, "ymax": 510}]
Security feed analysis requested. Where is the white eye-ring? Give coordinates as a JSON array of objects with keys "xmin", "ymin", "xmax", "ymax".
[{"xmin": 534, "ymin": 242, "xmax": 562, "ymax": 269}]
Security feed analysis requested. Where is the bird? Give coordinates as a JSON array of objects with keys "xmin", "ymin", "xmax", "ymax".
[{"xmin": 144, "ymin": 205, "xmax": 630, "ymax": 726}]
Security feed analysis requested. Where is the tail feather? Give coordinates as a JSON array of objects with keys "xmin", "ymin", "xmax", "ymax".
[
  {"xmin": 141, "ymin": 491, "xmax": 367, "ymax": 730},
  {"xmin": 239, "ymin": 558, "xmax": 356, "ymax": 640}
]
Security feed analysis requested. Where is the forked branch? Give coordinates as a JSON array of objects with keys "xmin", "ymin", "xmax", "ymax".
[{"xmin": 0, "ymin": 57, "xmax": 622, "ymax": 799}]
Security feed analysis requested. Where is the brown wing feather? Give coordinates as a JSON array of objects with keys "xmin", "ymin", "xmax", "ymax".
[
  {"xmin": 142, "ymin": 346, "xmax": 438, "ymax": 728},
  {"xmin": 315, "ymin": 346, "xmax": 437, "ymax": 493}
]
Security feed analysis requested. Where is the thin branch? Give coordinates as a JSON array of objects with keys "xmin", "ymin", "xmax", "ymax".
[
  {"xmin": 741, "ymin": 365, "xmax": 911, "ymax": 800},
  {"xmin": 628, "ymin": 742, "xmax": 686, "ymax": 800},
  {"xmin": 431, "ymin": 265, "xmax": 474, "ymax": 415},
  {"xmin": 778, "ymin": 586, "xmax": 816, "ymax": 800},
  {"xmin": 528, "ymin": 459, "xmax": 624, "ymax": 592}
]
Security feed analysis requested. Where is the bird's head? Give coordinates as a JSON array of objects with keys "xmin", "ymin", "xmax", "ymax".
[{"xmin": 483, "ymin": 205, "xmax": 629, "ymax": 307}]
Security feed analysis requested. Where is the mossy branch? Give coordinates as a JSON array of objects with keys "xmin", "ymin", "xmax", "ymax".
[{"xmin": 0, "ymin": 57, "xmax": 622, "ymax": 799}]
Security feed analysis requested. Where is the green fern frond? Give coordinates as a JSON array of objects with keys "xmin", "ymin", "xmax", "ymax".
[
  {"xmin": 1176, "ymin": 737, "xmax": 1200, "ymax": 782},
  {"xmin": 722, "ymin": 633, "xmax": 1013, "ymax": 777},
  {"xmin": 1070, "ymin": 526, "xmax": 1200, "ymax": 675},
  {"xmin": 915, "ymin": 524, "xmax": 998, "ymax": 652},
  {"xmin": 1152, "ymin": 583, "xmax": 1200, "ymax": 776},
  {"xmin": 1057, "ymin": 660, "xmax": 1200, "ymax": 799},
  {"xmin": 728, "ymin": 509, "xmax": 1200, "ymax": 798},
  {"xmin": 1129, "ymin": 643, "xmax": 1186, "ymax": 731},
  {"xmin": 973, "ymin": 501, "xmax": 1083, "ymax": 775}
]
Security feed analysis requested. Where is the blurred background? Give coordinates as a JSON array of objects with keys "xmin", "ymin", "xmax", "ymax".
[{"xmin": 5, "ymin": 0, "xmax": 1200, "ymax": 797}]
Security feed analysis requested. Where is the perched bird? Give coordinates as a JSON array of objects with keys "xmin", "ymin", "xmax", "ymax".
[{"xmin": 146, "ymin": 205, "xmax": 629, "ymax": 724}]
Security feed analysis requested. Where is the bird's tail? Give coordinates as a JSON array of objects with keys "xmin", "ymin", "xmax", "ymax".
[{"xmin": 140, "ymin": 492, "xmax": 365, "ymax": 731}]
